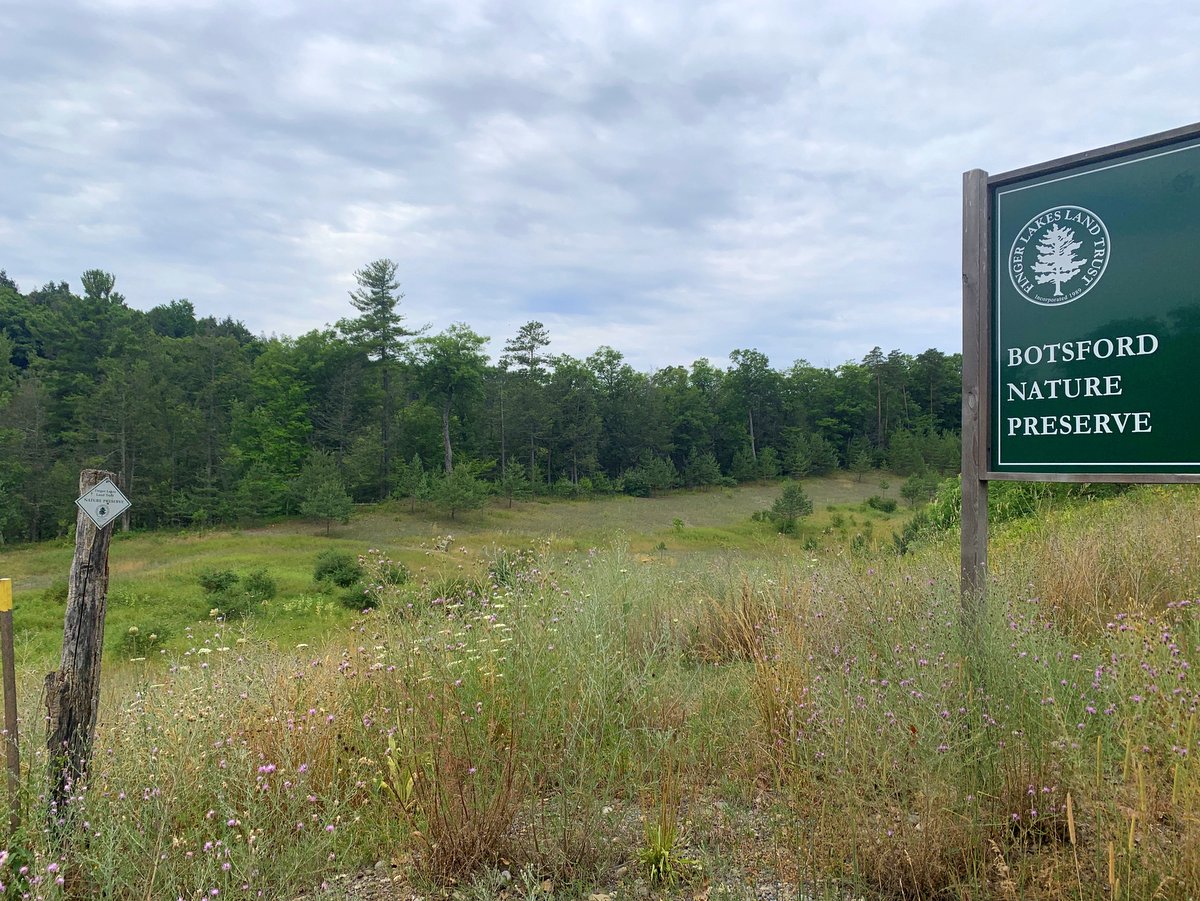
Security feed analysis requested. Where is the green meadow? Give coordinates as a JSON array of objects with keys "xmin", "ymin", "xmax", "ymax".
[{"xmin": 1, "ymin": 476, "xmax": 903, "ymax": 666}]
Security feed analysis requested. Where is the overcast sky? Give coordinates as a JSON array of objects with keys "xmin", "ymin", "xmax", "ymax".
[{"xmin": 3, "ymin": 0, "xmax": 1197, "ymax": 371}]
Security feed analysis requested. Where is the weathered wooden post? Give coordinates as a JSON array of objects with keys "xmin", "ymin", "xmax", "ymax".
[
  {"xmin": 961, "ymin": 168, "xmax": 990, "ymax": 640},
  {"xmin": 0, "ymin": 577, "xmax": 19, "ymax": 835},
  {"xmin": 45, "ymin": 469, "xmax": 127, "ymax": 824}
]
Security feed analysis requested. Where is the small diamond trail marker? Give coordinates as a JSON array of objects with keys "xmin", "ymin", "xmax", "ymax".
[{"xmin": 74, "ymin": 477, "xmax": 130, "ymax": 530}]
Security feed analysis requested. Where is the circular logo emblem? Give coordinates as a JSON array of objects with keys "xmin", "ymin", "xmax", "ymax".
[{"xmin": 1007, "ymin": 205, "xmax": 1111, "ymax": 306}]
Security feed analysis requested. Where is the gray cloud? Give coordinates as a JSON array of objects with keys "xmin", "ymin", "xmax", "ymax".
[{"xmin": 3, "ymin": 0, "xmax": 1198, "ymax": 371}]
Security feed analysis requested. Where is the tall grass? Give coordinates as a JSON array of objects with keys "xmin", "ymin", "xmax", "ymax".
[{"xmin": 1, "ymin": 486, "xmax": 1197, "ymax": 898}]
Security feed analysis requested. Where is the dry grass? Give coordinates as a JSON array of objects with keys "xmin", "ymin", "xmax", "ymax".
[{"xmin": 1014, "ymin": 487, "xmax": 1200, "ymax": 635}]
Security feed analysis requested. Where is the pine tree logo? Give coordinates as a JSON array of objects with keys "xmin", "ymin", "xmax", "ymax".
[
  {"xmin": 1007, "ymin": 205, "xmax": 1111, "ymax": 306},
  {"xmin": 1032, "ymin": 224, "xmax": 1085, "ymax": 297}
]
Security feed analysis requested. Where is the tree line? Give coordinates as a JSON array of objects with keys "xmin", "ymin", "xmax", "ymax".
[{"xmin": 0, "ymin": 261, "xmax": 962, "ymax": 541}]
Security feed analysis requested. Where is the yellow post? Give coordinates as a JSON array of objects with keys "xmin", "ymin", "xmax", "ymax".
[{"xmin": 0, "ymin": 578, "xmax": 18, "ymax": 835}]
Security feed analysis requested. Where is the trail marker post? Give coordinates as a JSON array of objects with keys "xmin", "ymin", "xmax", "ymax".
[
  {"xmin": 45, "ymin": 469, "xmax": 129, "ymax": 830},
  {"xmin": 962, "ymin": 121, "xmax": 1200, "ymax": 619},
  {"xmin": 0, "ymin": 578, "xmax": 19, "ymax": 835}
]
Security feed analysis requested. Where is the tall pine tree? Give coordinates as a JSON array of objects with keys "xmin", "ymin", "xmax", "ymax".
[{"xmin": 338, "ymin": 260, "xmax": 415, "ymax": 498}]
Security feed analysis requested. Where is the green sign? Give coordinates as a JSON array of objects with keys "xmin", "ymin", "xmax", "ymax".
[{"xmin": 992, "ymin": 133, "xmax": 1200, "ymax": 474}]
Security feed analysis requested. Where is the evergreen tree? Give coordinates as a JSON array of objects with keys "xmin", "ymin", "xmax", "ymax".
[
  {"xmin": 499, "ymin": 462, "xmax": 532, "ymax": 508},
  {"xmin": 502, "ymin": 321, "xmax": 552, "ymax": 483},
  {"xmin": 683, "ymin": 448, "xmax": 722, "ymax": 489},
  {"xmin": 757, "ymin": 446, "xmax": 782, "ymax": 480},
  {"xmin": 432, "ymin": 460, "xmax": 492, "ymax": 519},
  {"xmin": 338, "ymin": 259, "xmax": 415, "ymax": 498},
  {"xmin": 901, "ymin": 472, "xmax": 941, "ymax": 507},
  {"xmin": 808, "ymin": 434, "xmax": 841, "ymax": 474},
  {"xmin": 300, "ymin": 476, "xmax": 353, "ymax": 535},
  {"xmin": 622, "ymin": 455, "xmax": 679, "ymax": 497},
  {"xmin": 850, "ymin": 449, "xmax": 873, "ymax": 482},
  {"xmin": 886, "ymin": 429, "xmax": 925, "ymax": 476},
  {"xmin": 769, "ymin": 482, "xmax": 813, "ymax": 533},
  {"xmin": 394, "ymin": 454, "xmax": 430, "ymax": 513},
  {"xmin": 546, "ymin": 355, "xmax": 601, "ymax": 484},
  {"xmin": 729, "ymin": 446, "xmax": 757, "ymax": 482}
]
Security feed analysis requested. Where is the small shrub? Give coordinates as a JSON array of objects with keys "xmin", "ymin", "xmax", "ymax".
[
  {"xmin": 622, "ymin": 467, "xmax": 651, "ymax": 497},
  {"xmin": 376, "ymin": 558, "xmax": 410, "ymax": 586},
  {"xmin": 242, "ymin": 568, "xmax": 277, "ymax": 600},
  {"xmin": 551, "ymin": 478, "xmax": 581, "ymax": 498},
  {"xmin": 349, "ymin": 550, "xmax": 416, "ymax": 610},
  {"xmin": 42, "ymin": 579, "xmax": 69, "ymax": 605},
  {"xmin": 588, "ymin": 472, "xmax": 618, "ymax": 495},
  {"xmin": 210, "ymin": 590, "xmax": 256, "ymax": 620},
  {"xmin": 197, "ymin": 568, "xmax": 239, "ymax": 594},
  {"xmin": 314, "ymin": 550, "xmax": 363, "ymax": 588},
  {"xmin": 866, "ymin": 495, "xmax": 897, "ymax": 513},
  {"xmin": 340, "ymin": 587, "xmax": 377, "ymax": 611}
]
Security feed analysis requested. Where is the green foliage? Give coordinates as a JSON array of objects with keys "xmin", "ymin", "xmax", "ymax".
[
  {"xmin": 299, "ymin": 476, "xmax": 353, "ymax": 534},
  {"xmin": 865, "ymin": 494, "xmax": 897, "ymax": 513},
  {"xmin": 197, "ymin": 566, "xmax": 274, "ymax": 618},
  {"xmin": 413, "ymin": 323, "xmax": 490, "ymax": 473},
  {"xmin": 756, "ymin": 446, "xmax": 782, "ymax": 479},
  {"xmin": 849, "ymin": 444, "xmax": 874, "ymax": 482},
  {"xmin": 432, "ymin": 460, "xmax": 493, "ymax": 519},
  {"xmin": 338, "ymin": 258, "xmax": 417, "ymax": 499},
  {"xmin": 682, "ymin": 448, "xmax": 722, "ymax": 489},
  {"xmin": 768, "ymin": 481, "xmax": 814, "ymax": 533},
  {"xmin": 728, "ymin": 446, "xmax": 757, "ymax": 482},
  {"xmin": 242, "ymin": 568, "xmax": 277, "ymax": 600},
  {"xmin": 896, "ymin": 477, "xmax": 1128, "ymax": 553},
  {"xmin": 808, "ymin": 433, "xmax": 841, "ymax": 474},
  {"xmin": 12, "ymin": 484, "xmax": 1200, "ymax": 896},
  {"xmin": 901, "ymin": 471, "xmax": 942, "ymax": 507},
  {"xmin": 42, "ymin": 578, "xmax": 69, "ymax": 605},
  {"xmin": 0, "ymin": 267, "xmax": 965, "ymax": 542},
  {"xmin": 116, "ymin": 623, "xmax": 168, "ymax": 659},
  {"xmin": 498, "ymin": 463, "xmax": 532, "ymax": 508},
  {"xmin": 197, "ymin": 568, "xmax": 240, "ymax": 595},
  {"xmin": 785, "ymin": 431, "xmax": 841, "ymax": 476},
  {"xmin": 551, "ymin": 477, "xmax": 581, "ymax": 498},
  {"xmin": 338, "ymin": 259, "xmax": 410, "ymax": 363},
  {"xmin": 314, "ymin": 550, "xmax": 364, "ymax": 588},
  {"xmin": 886, "ymin": 428, "xmax": 925, "ymax": 475},
  {"xmin": 394, "ymin": 454, "xmax": 432, "ymax": 512},
  {"xmin": 638, "ymin": 756, "xmax": 699, "ymax": 887},
  {"xmin": 622, "ymin": 455, "xmax": 680, "ymax": 497},
  {"xmin": 587, "ymin": 471, "xmax": 620, "ymax": 495}
]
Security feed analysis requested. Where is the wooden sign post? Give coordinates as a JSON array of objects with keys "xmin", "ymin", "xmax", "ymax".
[
  {"xmin": 45, "ymin": 469, "xmax": 124, "ymax": 826},
  {"xmin": 0, "ymin": 578, "xmax": 19, "ymax": 835}
]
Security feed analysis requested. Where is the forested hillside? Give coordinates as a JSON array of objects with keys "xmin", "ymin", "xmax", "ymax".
[{"xmin": 0, "ymin": 261, "xmax": 962, "ymax": 541}]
